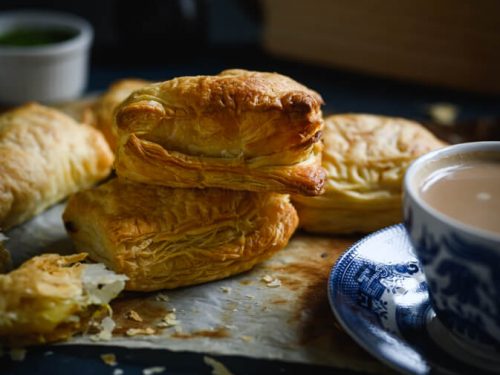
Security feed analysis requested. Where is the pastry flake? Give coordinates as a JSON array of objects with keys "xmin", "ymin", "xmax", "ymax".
[
  {"xmin": 63, "ymin": 178, "xmax": 299, "ymax": 291},
  {"xmin": 0, "ymin": 103, "xmax": 114, "ymax": 230},
  {"xmin": 0, "ymin": 253, "xmax": 127, "ymax": 347},
  {"xmin": 293, "ymin": 114, "xmax": 446, "ymax": 233},
  {"xmin": 114, "ymin": 69, "xmax": 325, "ymax": 196}
]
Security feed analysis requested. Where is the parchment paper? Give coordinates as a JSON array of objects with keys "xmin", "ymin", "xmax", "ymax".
[{"xmin": 5, "ymin": 202, "xmax": 388, "ymax": 374}]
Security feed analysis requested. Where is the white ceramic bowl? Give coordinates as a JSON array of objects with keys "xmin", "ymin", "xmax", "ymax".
[{"xmin": 0, "ymin": 10, "xmax": 93, "ymax": 104}]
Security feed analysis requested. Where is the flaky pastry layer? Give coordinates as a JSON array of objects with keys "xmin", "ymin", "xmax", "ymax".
[
  {"xmin": 91, "ymin": 79, "xmax": 151, "ymax": 151},
  {"xmin": 114, "ymin": 69, "xmax": 325, "ymax": 195},
  {"xmin": 0, "ymin": 103, "xmax": 114, "ymax": 230},
  {"xmin": 0, "ymin": 253, "xmax": 126, "ymax": 347},
  {"xmin": 293, "ymin": 114, "xmax": 446, "ymax": 233},
  {"xmin": 63, "ymin": 179, "xmax": 299, "ymax": 291}
]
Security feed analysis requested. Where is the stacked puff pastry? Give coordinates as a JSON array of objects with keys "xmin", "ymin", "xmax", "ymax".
[
  {"xmin": 64, "ymin": 69, "xmax": 326, "ymax": 291},
  {"xmin": 293, "ymin": 114, "xmax": 446, "ymax": 234}
]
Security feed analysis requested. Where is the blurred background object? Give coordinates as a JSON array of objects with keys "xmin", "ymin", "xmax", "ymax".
[
  {"xmin": 0, "ymin": 0, "xmax": 211, "ymax": 65},
  {"xmin": 262, "ymin": 0, "xmax": 500, "ymax": 94},
  {"xmin": 0, "ymin": 10, "xmax": 93, "ymax": 104},
  {"xmin": 0, "ymin": 0, "xmax": 498, "ymax": 141}
]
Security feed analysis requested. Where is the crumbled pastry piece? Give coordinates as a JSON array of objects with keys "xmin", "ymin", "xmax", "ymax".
[
  {"xmin": 142, "ymin": 367, "xmax": 166, "ymax": 375},
  {"xmin": 155, "ymin": 293, "xmax": 169, "ymax": 302},
  {"xmin": 90, "ymin": 316, "xmax": 116, "ymax": 342},
  {"xmin": 0, "ymin": 103, "xmax": 113, "ymax": 230},
  {"xmin": 157, "ymin": 312, "xmax": 179, "ymax": 328},
  {"xmin": 126, "ymin": 327, "xmax": 155, "ymax": 336},
  {"xmin": 261, "ymin": 274, "xmax": 281, "ymax": 287},
  {"xmin": 266, "ymin": 279, "xmax": 281, "ymax": 288},
  {"xmin": 220, "ymin": 287, "xmax": 232, "ymax": 294},
  {"xmin": 64, "ymin": 179, "xmax": 298, "ymax": 291},
  {"xmin": 261, "ymin": 275, "xmax": 273, "ymax": 283},
  {"xmin": 100, "ymin": 353, "xmax": 118, "ymax": 366},
  {"xmin": 114, "ymin": 69, "xmax": 326, "ymax": 196},
  {"xmin": 240, "ymin": 335, "xmax": 253, "ymax": 342},
  {"xmin": 245, "ymin": 295, "xmax": 255, "ymax": 299},
  {"xmin": 203, "ymin": 356, "xmax": 235, "ymax": 375},
  {"xmin": 125, "ymin": 310, "xmax": 143, "ymax": 322},
  {"xmin": 293, "ymin": 114, "xmax": 446, "ymax": 234},
  {"xmin": 0, "ymin": 253, "xmax": 127, "ymax": 347}
]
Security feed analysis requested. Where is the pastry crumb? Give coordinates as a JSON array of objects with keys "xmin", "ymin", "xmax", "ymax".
[
  {"xmin": 157, "ymin": 311, "xmax": 179, "ymax": 327},
  {"xmin": 100, "ymin": 353, "xmax": 117, "ymax": 366},
  {"xmin": 90, "ymin": 316, "xmax": 115, "ymax": 341},
  {"xmin": 126, "ymin": 309, "xmax": 143, "ymax": 322},
  {"xmin": 142, "ymin": 366, "xmax": 166, "ymax": 375},
  {"xmin": 267, "ymin": 278, "xmax": 281, "ymax": 288},
  {"xmin": 261, "ymin": 274, "xmax": 273, "ymax": 283},
  {"xmin": 126, "ymin": 327, "xmax": 155, "ymax": 336},
  {"xmin": 245, "ymin": 294, "xmax": 254, "ymax": 299},
  {"xmin": 204, "ymin": 356, "xmax": 234, "ymax": 375},
  {"xmin": 155, "ymin": 293, "xmax": 169, "ymax": 302},
  {"xmin": 240, "ymin": 335, "xmax": 253, "ymax": 342},
  {"xmin": 220, "ymin": 286, "xmax": 232, "ymax": 294},
  {"xmin": 9, "ymin": 348, "xmax": 26, "ymax": 362},
  {"xmin": 261, "ymin": 275, "xmax": 281, "ymax": 288}
]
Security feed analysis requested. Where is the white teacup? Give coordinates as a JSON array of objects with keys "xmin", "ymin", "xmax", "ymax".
[{"xmin": 404, "ymin": 141, "xmax": 500, "ymax": 354}]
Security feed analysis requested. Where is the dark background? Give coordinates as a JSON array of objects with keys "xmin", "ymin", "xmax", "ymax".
[{"xmin": 1, "ymin": 0, "xmax": 499, "ymax": 134}]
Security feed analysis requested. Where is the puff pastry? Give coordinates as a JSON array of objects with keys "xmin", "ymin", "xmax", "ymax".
[
  {"xmin": 91, "ymin": 79, "xmax": 151, "ymax": 151},
  {"xmin": 0, "ymin": 253, "xmax": 127, "ymax": 346},
  {"xmin": 0, "ymin": 103, "xmax": 114, "ymax": 230},
  {"xmin": 63, "ymin": 178, "xmax": 298, "ymax": 291},
  {"xmin": 293, "ymin": 114, "xmax": 446, "ymax": 234},
  {"xmin": 114, "ymin": 69, "xmax": 326, "ymax": 196}
]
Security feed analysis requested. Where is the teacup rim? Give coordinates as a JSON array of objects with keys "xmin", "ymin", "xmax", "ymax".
[{"xmin": 404, "ymin": 141, "xmax": 500, "ymax": 242}]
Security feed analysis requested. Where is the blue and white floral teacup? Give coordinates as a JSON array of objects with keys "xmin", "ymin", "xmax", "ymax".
[{"xmin": 404, "ymin": 142, "xmax": 500, "ymax": 356}]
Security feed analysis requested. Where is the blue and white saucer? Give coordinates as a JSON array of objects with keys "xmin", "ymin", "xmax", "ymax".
[{"xmin": 328, "ymin": 224, "xmax": 500, "ymax": 375}]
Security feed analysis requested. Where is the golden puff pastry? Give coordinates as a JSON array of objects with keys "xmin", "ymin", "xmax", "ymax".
[
  {"xmin": 0, "ymin": 103, "xmax": 114, "ymax": 230},
  {"xmin": 293, "ymin": 114, "xmax": 446, "ymax": 234},
  {"xmin": 91, "ymin": 79, "xmax": 151, "ymax": 151},
  {"xmin": 114, "ymin": 69, "xmax": 326, "ymax": 196},
  {"xmin": 63, "ymin": 178, "xmax": 299, "ymax": 291},
  {"xmin": 0, "ymin": 253, "xmax": 127, "ymax": 347}
]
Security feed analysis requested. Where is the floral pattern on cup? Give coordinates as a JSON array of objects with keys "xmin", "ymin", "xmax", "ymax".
[{"xmin": 411, "ymin": 227, "xmax": 500, "ymax": 350}]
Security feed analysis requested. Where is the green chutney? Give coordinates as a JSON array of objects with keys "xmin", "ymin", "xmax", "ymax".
[{"xmin": 0, "ymin": 27, "xmax": 77, "ymax": 47}]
